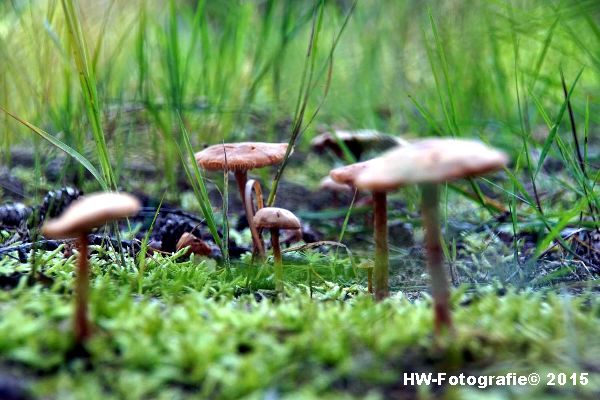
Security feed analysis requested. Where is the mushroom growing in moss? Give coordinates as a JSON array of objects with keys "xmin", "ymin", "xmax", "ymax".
[
  {"xmin": 176, "ymin": 232, "xmax": 213, "ymax": 257},
  {"xmin": 42, "ymin": 192, "xmax": 141, "ymax": 345},
  {"xmin": 195, "ymin": 142, "xmax": 288, "ymax": 213},
  {"xmin": 319, "ymin": 176, "xmax": 353, "ymax": 208},
  {"xmin": 329, "ymin": 159, "xmax": 393, "ymax": 300},
  {"xmin": 253, "ymin": 207, "xmax": 301, "ymax": 294},
  {"xmin": 355, "ymin": 138, "xmax": 508, "ymax": 332}
]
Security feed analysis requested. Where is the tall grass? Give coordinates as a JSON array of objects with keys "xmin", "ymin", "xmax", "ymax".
[
  {"xmin": 176, "ymin": 116, "xmax": 222, "ymax": 250},
  {"xmin": 60, "ymin": 0, "xmax": 116, "ymax": 189},
  {"xmin": 268, "ymin": 0, "xmax": 358, "ymax": 206}
]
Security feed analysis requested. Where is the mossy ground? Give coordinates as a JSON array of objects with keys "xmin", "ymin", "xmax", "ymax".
[
  {"xmin": 0, "ymin": 248, "xmax": 598, "ymax": 399},
  {"xmin": 2, "ymin": 1, "xmax": 600, "ymax": 398}
]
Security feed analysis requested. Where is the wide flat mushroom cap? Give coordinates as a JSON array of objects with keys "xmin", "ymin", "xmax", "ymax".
[
  {"xmin": 329, "ymin": 159, "xmax": 377, "ymax": 186},
  {"xmin": 42, "ymin": 192, "xmax": 141, "ymax": 239},
  {"xmin": 253, "ymin": 207, "xmax": 301, "ymax": 230},
  {"xmin": 310, "ymin": 130, "xmax": 370, "ymax": 147},
  {"xmin": 195, "ymin": 142, "xmax": 289, "ymax": 172},
  {"xmin": 311, "ymin": 129, "xmax": 408, "ymax": 148},
  {"xmin": 354, "ymin": 138, "xmax": 509, "ymax": 191}
]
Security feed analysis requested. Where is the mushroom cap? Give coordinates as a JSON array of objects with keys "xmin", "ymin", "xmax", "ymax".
[
  {"xmin": 195, "ymin": 142, "xmax": 289, "ymax": 172},
  {"xmin": 42, "ymin": 192, "xmax": 141, "ymax": 239},
  {"xmin": 311, "ymin": 129, "xmax": 408, "ymax": 149},
  {"xmin": 311, "ymin": 130, "xmax": 409, "ymax": 161},
  {"xmin": 253, "ymin": 207, "xmax": 301, "ymax": 230},
  {"xmin": 354, "ymin": 138, "xmax": 509, "ymax": 192},
  {"xmin": 329, "ymin": 159, "xmax": 378, "ymax": 186},
  {"xmin": 176, "ymin": 232, "xmax": 213, "ymax": 257},
  {"xmin": 319, "ymin": 176, "xmax": 353, "ymax": 192}
]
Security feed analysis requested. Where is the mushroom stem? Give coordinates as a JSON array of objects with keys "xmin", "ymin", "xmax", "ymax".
[
  {"xmin": 372, "ymin": 191, "xmax": 389, "ymax": 300},
  {"xmin": 75, "ymin": 233, "xmax": 91, "ymax": 344},
  {"xmin": 420, "ymin": 183, "xmax": 453, "ymax": 333},
  {"xmin": 234, "ymin": 170, "xmax": 248, "ymax": 210},
  {"xmin": 270, "ymin": 228, "xmax": 283, "ymax": 294},
  {"xmin": 245, "ymin": 179, "xmax": 265, "ymax": 258}
]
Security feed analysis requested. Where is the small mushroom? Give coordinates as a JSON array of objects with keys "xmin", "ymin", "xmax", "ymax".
[
  {"xmin": 311, "ymin": 129, "xmax": 408, "ymax": 161},
  {"xmin": 176, "ymin": 232, "xmax": 213, "ymax": 257},
  {"xmin": 253, "ymin": 207, "xmax": 301, "ymax": 294},
  {"xmin": 329, "ymin": 158, "xmax": 391, "ymax": 300},
  {"xmin": 319, "ymin": 176, "xmax": 353, "ymax": 208},
  {"xmin": 355, "ymin": 138, "xmax": 508, "ymax": 333},
  {"xmin": 195, "ymin": 142, "xmax": 289, "ymax": 213},
  {"xmin": 42, "ymin": 192, "xmax": 141, "ymax": 345},
  {"xmin": 319, "ymin": 176, "xmax": 353, "ymax": 193}
]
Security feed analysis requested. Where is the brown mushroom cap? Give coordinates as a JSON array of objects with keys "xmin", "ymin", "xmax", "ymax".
[
  {"xmin": 329, "ymin": 159, "xmax": 378, "ymax": 186},
  {"xmin": 354, "ymin": 138, "xmax": 509, "ymax": 192},
  {"xmin": 319, "ymin": 176, "xmax": 353, "ymax": 192},
  {"xmin": 42, "ymin": 192, "xmax": 141, "ymax": 239},
  {"xmin": 253, "ymin": 207, "xmax": 301, "ymax": 230},
  {"xmin": 176, "ymin": 232, "xmax": 213, "ymax": 257},
  {"xmin": 195, "ymin": 142, "xmax": 289, "ymax": 172},
  {"xmin": 310, "ymin": 129, "xmax": 408, "ymax": 151}
]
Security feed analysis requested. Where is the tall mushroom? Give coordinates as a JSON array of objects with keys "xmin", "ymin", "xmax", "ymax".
[
  {"xmin": 329, "ymin": 159, "xmax": 392, "ymax": 300},
  {"xmin": 195, "ymin": 142, "xmax": 289, "ymax": 213},
  {"xmin": 42, "ymin": 192, "xmax": 141, "ymax": 345},
  {"xmin": 355, "ymin": 138, "xmax": 508, "ymax": 332},
  {"xmin": 253, "ymin": 207, "xmax": 301, "ymax": 294}
]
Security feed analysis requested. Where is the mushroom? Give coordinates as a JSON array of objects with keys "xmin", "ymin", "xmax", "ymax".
[
  {"xmin": 42, "ymin": 192, "xmax": 141, "ymax": 345},
  {"xmin": 253, "ymin": 207, "xmax": 301, "ymax": 294},
  {"xmin": 355, "ymin": 138, "xmax": 508, "ymax": 332},
  {"xmin": 319, "ymin": 175, "xmax": 353, "ymax": 193},
  {"xmin": 195, "ymin": 142, "xmax": 288, "ymax": 214},
  {"xmin": 176, "ymin": 232, "xmax": 213, "ymax": 257},
  {"xmin": 329, "ymin": 160, "xmax": 377, "ymax": 186},
  {"xmin": 311, "ymin": 129, "xmax": 408, "ymax": 161},
  {"xmin": 329, "ymin": 158, "xmax": 391, "ymax": 300},
  {"xmin": 319, "ymin": 176, "xmax": 353, "ymax": 208}
]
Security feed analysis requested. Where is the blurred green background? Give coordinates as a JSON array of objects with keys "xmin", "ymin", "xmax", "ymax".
[{"xmin": 2, "ymin": 0, "xmax": 598, "ymax": 188}]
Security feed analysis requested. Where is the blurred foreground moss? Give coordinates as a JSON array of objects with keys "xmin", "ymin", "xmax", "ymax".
[{"xmin": 0, "ymin": 252, "xmax": 598, "ymax": 399}]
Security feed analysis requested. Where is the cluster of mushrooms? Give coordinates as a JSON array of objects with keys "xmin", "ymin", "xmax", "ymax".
[{"xmin": 41, "ymin": 133, "xmax": 507, "ymax": 346}]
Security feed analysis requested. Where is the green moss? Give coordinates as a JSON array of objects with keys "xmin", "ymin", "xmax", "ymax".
[{"xmin": 0, "ymin": 252, "xmax": 598, "ymax": 399}]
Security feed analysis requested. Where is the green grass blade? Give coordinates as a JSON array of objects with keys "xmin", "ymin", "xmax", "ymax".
[
  {"xmin": 528, "ymin": 17, "xmax": 559, "ymax": 91},
  {"xmin": 61, "ymin": 0, "xmax": 116, "ymax": 189},
  {"xmin": 137, "ymin": 195, "xmax": 164, "ymax": 294},
  {"xmin": 534, "ymin": 68, "xmax": 584, "ymax": 179},
  {"xmin": 427, "ymin": 8, "xmax": 459, "ymax": 136},
  {"xmin": 267, "ymin": 0, "xmax": 356, "ymax": 206},
  {"xmin": 0, "ymin": 106, "xmax": 107, "ymax": 190},
  {"xmin": 176, "ymin": 115, "xmax": 222, "ymax": 250}
]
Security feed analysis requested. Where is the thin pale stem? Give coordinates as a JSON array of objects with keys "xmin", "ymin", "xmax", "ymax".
[
  {"xmin": 271, "ymin": 228, "xmax": 283, "ymax": 294},
  {"xmin": 245, "ymin": 179, "xmax": 265, "ymax": 258},
  {"xmin": 75, "ymin": 233, "xmax": 91, "ymax": 344},
  {"xmin": 372, "ymin": 191, "xmax": 389, "ymax": 300},
  {"xmin": 421, "ymin": 183, "xmax": 453, "ymax": 333}
]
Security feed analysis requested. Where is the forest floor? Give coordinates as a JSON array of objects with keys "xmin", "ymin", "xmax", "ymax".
[{"xmin": 1, "ymin": 149, "xmax": 599, "ymax": 399}]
